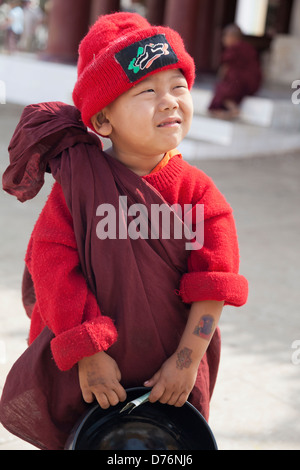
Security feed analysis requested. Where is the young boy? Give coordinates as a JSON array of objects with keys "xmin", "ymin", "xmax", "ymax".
[{"xmin": 1, "ymin": 12, "xmax": 248, "ymax": 450}]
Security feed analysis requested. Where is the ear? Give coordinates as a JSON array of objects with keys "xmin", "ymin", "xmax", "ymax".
[{"xmin": 91, "ymin": 112, "xmax": 113, "ymax": 137}]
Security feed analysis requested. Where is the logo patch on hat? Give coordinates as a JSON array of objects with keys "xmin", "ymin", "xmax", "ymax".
[{"xmin": 115, "ymin": 34, "xmax": 178, "ymax": 82}]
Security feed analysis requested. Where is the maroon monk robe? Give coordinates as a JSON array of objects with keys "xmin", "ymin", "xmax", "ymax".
[
  {"xmin": 209, "ymin": 40, "xmax": 262, "ymax": 111},
  {"xmin": 0, "ymin": 102, "xmax": 221, "ymax": 450}
]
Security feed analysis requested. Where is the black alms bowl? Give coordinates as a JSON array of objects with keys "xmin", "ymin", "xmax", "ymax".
[{"xmin": 65, "ymin": 388, "xmax": 218, "ymax": 450}]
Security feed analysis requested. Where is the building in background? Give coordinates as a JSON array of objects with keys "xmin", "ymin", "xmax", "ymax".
[{"xmin": 1, "ymin": 0, "xmax": 300, "ymax": 86}]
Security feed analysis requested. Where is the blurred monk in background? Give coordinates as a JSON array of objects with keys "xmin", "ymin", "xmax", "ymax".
[{"xmin": 208, "ymin": 24, "xmax": 262, "ymax": 119}]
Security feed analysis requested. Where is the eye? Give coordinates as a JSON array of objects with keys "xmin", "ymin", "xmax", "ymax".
[
  {"xmin": 174, "ymin": 82, "xmax": 188, "ymax": 90},
  {"xmin": 141, "ymin": 88, "xmax": 155, "ymax": 94},
  {"xmin": 172, "ymin": 76, "xmax": 188, "ymax": 90}
]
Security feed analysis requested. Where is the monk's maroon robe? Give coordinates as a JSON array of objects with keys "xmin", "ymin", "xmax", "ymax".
[{"xmin": 209, "ymin": 41, "xmax": 262, "ymax": 111}]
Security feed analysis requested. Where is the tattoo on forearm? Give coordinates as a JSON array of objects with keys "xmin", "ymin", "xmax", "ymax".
[
  {"xmin": 193, "ymin": 315, "xmax": 215, "ymax": 341},
  {"xmin": 176, "ymin": 347, "xmax": 192, "ymax": 370}
]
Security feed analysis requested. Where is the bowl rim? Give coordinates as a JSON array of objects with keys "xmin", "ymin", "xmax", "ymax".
[{"xmin": 65, "ymin": 387, "xmax": 218, "ymax": 450}]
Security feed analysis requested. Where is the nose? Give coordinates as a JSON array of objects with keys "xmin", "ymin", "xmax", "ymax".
[{"xmin": 158, "ymin": 92, "xmax": 179, "ymax": 112}]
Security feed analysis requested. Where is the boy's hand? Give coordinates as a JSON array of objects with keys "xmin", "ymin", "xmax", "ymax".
[
  {"xmin": 78, "ymin": 351, "xmax": 127, "ymax": 409},
  {"xmin": 144, "ymin": 349, "xmax": 198, "ymax": 408}
]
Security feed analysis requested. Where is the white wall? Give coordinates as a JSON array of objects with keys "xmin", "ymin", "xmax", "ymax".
[
  {"xmin": 0, "ymin": 54, "xmax": 77, "ymax": 105},
  {"xmin": 235, "ymin": 0, "xmax": 269, "ymax": 36}
]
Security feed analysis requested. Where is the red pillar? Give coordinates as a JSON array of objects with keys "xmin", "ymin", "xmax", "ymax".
[
  {"xmin": 43, "ymin": 0, "xmax": 92, "ymax": 63},
  {"xmin": 164, "ymin": 0, "xmax": 199, "ymax": 56},
  {"xmin": 90, "ymin": 0, "xmax": 120, "ymax": 24},
  {"xmin": 191, "ymin": 0, "xmax": 217, "ymax": 72},
  {"xmin": 146, "ymin": 0, "xmax": 166, "ymax": 25},
  {"xmin": 193, "ymin": 0, "xmax": 237, "ymax": 73}
]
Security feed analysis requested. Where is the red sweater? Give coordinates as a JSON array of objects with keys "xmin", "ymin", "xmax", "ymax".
[{"xmin": 25, "ymin": 154, "xmax": 248, "ymax": 371}]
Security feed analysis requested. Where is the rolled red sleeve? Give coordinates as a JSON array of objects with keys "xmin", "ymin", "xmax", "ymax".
[
  {"xmin": 179, "ymin": 271, "xmax": 248, "ymax": 307},
  {"xmin": 179, "ymin": 182, "xmax": 248, "ymax": 307},
  {"xmin": 50, "ymin": 315, "xmax": 118, "ymax": 371}
]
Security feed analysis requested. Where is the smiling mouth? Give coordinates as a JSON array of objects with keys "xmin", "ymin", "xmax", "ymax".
[{"xmin": 158, "ymin": 118, "xmax": 182, "ymax": 128}]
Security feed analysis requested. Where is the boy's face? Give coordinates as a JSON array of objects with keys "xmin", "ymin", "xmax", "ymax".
[{"xmin": 92, "ymin": 69, "xmax": 193, "ymax": 164}]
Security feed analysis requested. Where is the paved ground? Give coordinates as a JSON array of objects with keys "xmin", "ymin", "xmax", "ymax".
[{"xmin": 0, "ymin": 104, "xmax": 300, "ymax": 450}]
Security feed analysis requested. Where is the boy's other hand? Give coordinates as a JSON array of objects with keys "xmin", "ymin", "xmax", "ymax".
[
  {"xmin": 144, "ymin": 351, "xmax": 198, "ymax": 408},
  {"xmin": 78, "ymin": 351, "xmax": 127, "ymax": 409}
]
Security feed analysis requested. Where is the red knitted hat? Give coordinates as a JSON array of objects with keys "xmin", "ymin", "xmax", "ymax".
[{"xmin": 73, "ymin": 12, "xmax": 195, "ymax": 131}]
